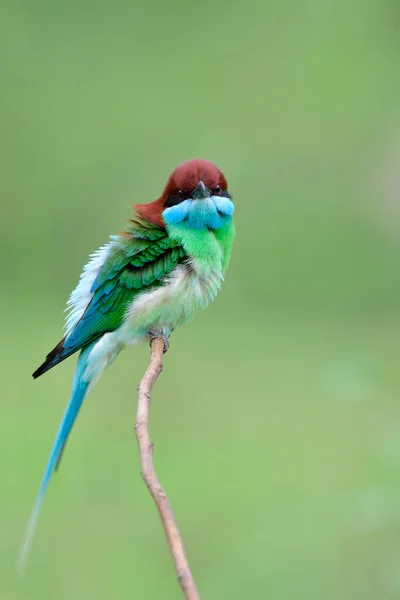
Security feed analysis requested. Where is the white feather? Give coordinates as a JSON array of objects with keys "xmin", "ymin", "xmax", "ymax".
[
  {"xmin": 64, "ymin": 237, "xmax": 118, "ymax": 337},
  {"xmin": 116, "ymin": 260, "xmax": 224, "ymax": 346}
]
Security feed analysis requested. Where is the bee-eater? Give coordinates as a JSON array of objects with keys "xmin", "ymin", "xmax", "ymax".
[{"xmin": 18, "ymin": 158, "xmax": 235, "ymax": 573}]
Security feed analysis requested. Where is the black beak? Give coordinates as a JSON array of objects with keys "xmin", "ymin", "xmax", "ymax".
[{"xmin": 191, "ymin": 180, "xmax": 211, "ymax": 200}]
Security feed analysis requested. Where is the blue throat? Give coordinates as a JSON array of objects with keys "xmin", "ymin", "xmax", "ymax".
[{"xmin": 162, "ymin": 196, "xmax": 234, "ymax": 230}]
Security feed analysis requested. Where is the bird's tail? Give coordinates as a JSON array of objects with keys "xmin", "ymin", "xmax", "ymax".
[{"xmin": 17, "ymin": 341, "xmax": 97, "ymax": 578}]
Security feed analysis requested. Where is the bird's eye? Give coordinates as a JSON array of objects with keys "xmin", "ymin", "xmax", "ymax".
[
  {"xmin": 214, "ymin": 185, "xmax": 221, "ymax": 195},
  {"xmin": 178, "ymin": 190, "xmax": 184, "ymax": 198}
]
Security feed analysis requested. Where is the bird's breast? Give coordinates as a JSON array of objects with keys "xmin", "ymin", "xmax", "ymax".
[{"xmin": 117, "ymin": 260, "xmax": 224, "ymax": 344}]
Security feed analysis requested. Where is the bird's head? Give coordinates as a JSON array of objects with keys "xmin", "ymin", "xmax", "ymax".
[{"xmin": 135, "ymin": 159, "xmax": 234, "ymax": 230}]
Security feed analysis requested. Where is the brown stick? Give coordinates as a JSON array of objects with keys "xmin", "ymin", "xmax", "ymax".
[{"xmin": 135, "ymin": 337, "xmax": 201, "ymax": 600}]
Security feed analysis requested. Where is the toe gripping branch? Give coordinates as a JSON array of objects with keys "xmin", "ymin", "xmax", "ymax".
[{"xmin": 148, "ymin": 330, "xmax": 169, "ymax": 354}]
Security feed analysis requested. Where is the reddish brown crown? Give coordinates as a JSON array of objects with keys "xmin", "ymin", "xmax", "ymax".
[{"xmin": 135, "ymin": 159, "xmax": 228, "ymax": 227}]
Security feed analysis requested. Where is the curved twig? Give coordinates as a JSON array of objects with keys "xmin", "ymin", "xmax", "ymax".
[{"xmin": 135, "ymin": 337, "xmax": 201, "ymax": 600}]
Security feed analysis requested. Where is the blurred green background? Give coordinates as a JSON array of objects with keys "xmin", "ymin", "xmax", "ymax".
[{"xmin": 2, "ymin": 0, "xmax": 400, "ymax": 598}]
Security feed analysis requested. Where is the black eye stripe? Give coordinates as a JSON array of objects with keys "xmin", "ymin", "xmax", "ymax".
[
  {"xmin": 164, "ymin": 194, "xmax": 186, "ymax": 208},
  {"xmin": 164, "ymin": 189, "xmax": 232, "ymax": 208}
]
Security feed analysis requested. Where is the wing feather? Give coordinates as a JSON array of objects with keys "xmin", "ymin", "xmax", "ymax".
[{"xmin": 33, "ymin": 220, "xmax": 187, "ymax": 378}]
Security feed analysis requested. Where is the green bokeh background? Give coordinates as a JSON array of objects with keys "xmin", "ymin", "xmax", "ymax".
[{"xmin": 2, "ymin": 1, "xmax": 400, "ymax": 598}]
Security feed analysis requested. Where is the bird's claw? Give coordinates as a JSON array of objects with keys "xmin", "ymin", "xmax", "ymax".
[{"xmin": 148, "ymin": 330, "xmax": 169, "ymax": 354}]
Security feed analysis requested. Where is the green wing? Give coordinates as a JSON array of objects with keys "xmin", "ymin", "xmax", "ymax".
[{"xmin": 33, "ymin": 220, "xmax": 187, "ymax": 377}]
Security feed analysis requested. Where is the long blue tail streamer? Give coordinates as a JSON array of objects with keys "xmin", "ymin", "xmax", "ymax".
[{"xmin": 17, "ymin": 342, "xmax": 95, "ymax": 577}]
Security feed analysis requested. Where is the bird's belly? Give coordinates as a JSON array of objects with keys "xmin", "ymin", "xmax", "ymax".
[{"xmin": 115, "ymin": 263, "xmax": 223, "ymax": 345}]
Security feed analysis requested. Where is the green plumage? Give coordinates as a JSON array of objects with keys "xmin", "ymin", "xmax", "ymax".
[
  {"xmin": 33, "ymin": 219, "xmax": 189, "ymax": 376},
  {"xmin": 67, "ymin": 221, "xmax": 187, "ymax": 351},
  {"xmin": 34, "ymin": 204, "xmax": 235, "ymax": 379}
]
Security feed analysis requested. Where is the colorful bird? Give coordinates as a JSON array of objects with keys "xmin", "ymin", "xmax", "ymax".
[{"xmin": 18, "ymin": 158, "xmax": 235, "ymax": 573}]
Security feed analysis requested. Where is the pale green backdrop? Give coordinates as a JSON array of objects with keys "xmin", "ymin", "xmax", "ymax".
[{"xmin": 2, "ymin": 1, "xmax": 400, "ymax": 598}]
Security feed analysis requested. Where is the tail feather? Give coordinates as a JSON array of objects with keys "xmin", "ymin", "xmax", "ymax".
[
  {"xmin": 17, "ymin": 342, "xmax": 95, "ymax": 577},
  {"xmin": 32, "ymin": 338, "xmax": 67, "ymax": 379},
  {"xmin": 32, "ymin": 333, "xmax": 101, "ymax": 379}
]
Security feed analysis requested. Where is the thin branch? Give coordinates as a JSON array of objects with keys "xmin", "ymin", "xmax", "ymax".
[{"xmin": 135, "ymin": 337, "xmax": 201, "ymax": 600}]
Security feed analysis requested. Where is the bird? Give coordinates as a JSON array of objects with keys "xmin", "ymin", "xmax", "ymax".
[{"xmin": 17, "ymin": 158, "xmax": 235, "ymax": 574}]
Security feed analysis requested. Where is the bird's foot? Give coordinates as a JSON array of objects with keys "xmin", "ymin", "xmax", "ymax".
[{"xmin": 148, "ymin": 330, "xmax": 169, "ymax": 354}]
